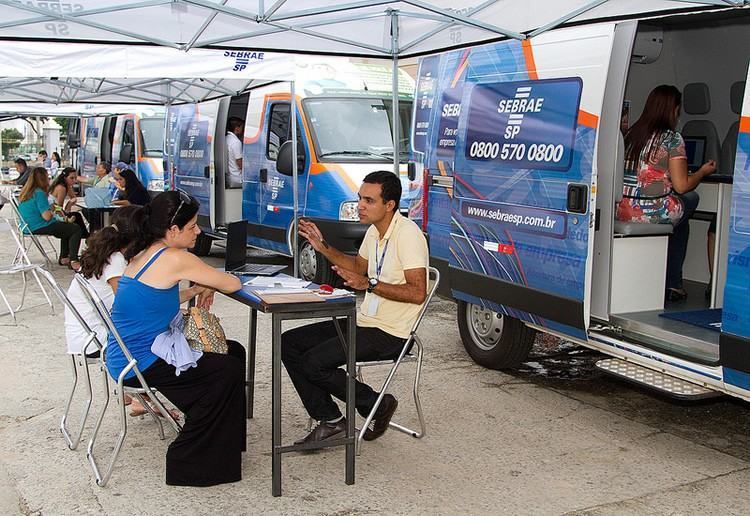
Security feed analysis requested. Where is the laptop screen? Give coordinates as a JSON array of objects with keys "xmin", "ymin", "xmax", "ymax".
[
  {"xmin": 683, "ymin": 137, "xmax": 706, "ymax": 171},
  {"xmin": 225, "ymin": 220, "xmax": 248, "ymax": 271}
]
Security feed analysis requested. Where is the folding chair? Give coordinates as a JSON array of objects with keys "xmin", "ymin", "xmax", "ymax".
[
  {"xmin": 74, "ymin": 274, "xmax": 182, "ymax": 487},
  {"xmin": 0, "ymin": 219, "xmax": 55, "ymax": 324},
  {"xmin": 33, "ymin": 267, "xmax": 107, "ymax": 450},
  {"xmin": 8, "ymin": 195, "xmax": 58, "ymax": 266},
  {"xmin": 356, "ymin": 266, "xmax": 440, "ymax": 453}
]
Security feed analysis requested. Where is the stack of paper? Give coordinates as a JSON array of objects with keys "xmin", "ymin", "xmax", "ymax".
[{"xmin": 243, "ymin": 277, "xmax": 311, "ymax": 288}]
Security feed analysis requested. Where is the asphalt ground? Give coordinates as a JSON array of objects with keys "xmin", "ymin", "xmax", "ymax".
[{"xmin": 1, "ymin": 204, "xmax": 750, "ymax": 515}]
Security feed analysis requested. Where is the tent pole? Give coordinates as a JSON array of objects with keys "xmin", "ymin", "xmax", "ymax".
[
  {"xmin": 391, "ymin": 9, "xmax": 399, "ymax": 177},
  {"xmin": 291, "ymin": 79, "xmax": 299, "ymax": 278}
]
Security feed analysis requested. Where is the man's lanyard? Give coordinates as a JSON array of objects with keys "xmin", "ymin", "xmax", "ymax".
[{"xmin": 374, "ymin": 239, "xmax": 390, "ymax": 280}]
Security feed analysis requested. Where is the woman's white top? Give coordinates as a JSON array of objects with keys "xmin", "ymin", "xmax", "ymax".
[{"xmin": 64, "ymin": 252, "xmax": 127, "ymax": 354}]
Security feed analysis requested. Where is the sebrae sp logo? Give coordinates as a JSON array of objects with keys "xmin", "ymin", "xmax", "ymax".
[{"xmin": 224, "ymin": 50, "xmax": 265, "ymax": 72}]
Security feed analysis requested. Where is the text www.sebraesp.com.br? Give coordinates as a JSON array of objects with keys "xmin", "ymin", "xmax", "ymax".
[{"xmin": 465, "ymin": 204, "xmax": 557, "ymax": 230}]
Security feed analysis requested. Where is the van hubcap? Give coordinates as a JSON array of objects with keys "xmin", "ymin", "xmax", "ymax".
[
  {"xmin": 299, "ymin": 241, "xmax": 317, "ymax": 280},
  {"xmin": 467, "ymin": 303, "xmax": 504, "ymax": 351}
]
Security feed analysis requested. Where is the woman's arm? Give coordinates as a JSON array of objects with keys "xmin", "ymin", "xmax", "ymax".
[
  {"xmin": 52, "ymin": 185, "xmax": 66, "ymax": 207},
  {"xmin": 670, "ymin": 159, "xmax": 716, "ymax": 194},
  {"xmin": 107, "ymin": 276, "xmax": 121, "ymax": 294},
  {"xmin": 173, "ymin": 251, "xmax": 242, "ymax": 293},
  {"xmin": 34, "ymin": 191, "xmax": 54, "ymax": 221}
]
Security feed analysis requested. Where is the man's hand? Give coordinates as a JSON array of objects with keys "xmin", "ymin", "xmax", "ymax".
[
  {"xmin": 298, "ymin": 218, "xmax": 330, "ymax": 253},
  {"xmin": 332, "ymin": 265, "xmax": 368, "ymax": 290}
]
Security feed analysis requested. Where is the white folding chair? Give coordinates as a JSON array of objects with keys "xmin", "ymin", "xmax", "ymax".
[
  {"xmin": 74, "ymin": 274, "xmax": 182, "ymax": 487},
  {"xmin": 356, "ymin": 266, "xmax": 440, "ymax": 453},
  {"xmin": 33, "ymin": 267, "xmax": 107, "ymax": 450},
  {"xmin": 0, "ymin": 219, "xmax": 55, "ymax": 324},
  {"xmin": 8, "ymin": 195, "xmax": 58, "ymax": 266}
]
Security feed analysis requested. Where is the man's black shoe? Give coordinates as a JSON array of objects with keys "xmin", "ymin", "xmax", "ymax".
[
  {"xmin": 363, "ymin": 394, "xmax": 398, "ymax": 441},
  {"xmin": 294, "ymin": 418, "xmax": 347, "ymax": 446}
]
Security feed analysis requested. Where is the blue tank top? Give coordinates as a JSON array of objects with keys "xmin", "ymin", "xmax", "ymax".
[{"xmin": 106, "ymin": 248, "xmax": 179, "ymax": 380}]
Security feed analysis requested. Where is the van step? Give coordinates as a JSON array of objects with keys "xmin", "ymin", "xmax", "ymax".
[{"xmin": 595, "ymin": 358, "xmax": 721, "ymax": 400}]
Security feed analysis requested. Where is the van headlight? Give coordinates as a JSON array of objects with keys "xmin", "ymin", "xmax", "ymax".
[{"xmin": 339, "ymin": 201, "xmax": 359, "ymax": 221}]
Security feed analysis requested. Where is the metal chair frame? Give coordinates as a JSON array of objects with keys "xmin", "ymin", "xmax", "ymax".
[
  {"xmin": 354, "ymin": 267, "xmax": 439, "ymax": 453},
  {"xmin": 74, "ymin": 274, "xmax": 182, "ymax": 487},
  {"xmin": 0, "ymin": 219, "xmax": 54, "ymax": 323},
  {"xmin": 8, "ymin": 194, "xmax": 58, "ymax": 266},
  {"xmin": 33, "ymin": 267, "xmax": 106, "ymax": 450}
]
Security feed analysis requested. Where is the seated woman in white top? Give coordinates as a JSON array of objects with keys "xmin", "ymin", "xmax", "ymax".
[{"xmin": 64, "ymin": 205, "xmax": 149, "ymax": 415}]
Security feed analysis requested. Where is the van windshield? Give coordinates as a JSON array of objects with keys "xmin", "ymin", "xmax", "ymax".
[
  {"xmin": 304, "ymin": 97, "xmax": 411, "ymax": 162},
  {"xmin": 140, "ymin": 117, "xmax": 164, "ymax": 158}
]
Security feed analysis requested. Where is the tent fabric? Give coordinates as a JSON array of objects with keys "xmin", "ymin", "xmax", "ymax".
[{"xmin": 0, "ymin": 1, "xmax": 743, "ymax": 59}]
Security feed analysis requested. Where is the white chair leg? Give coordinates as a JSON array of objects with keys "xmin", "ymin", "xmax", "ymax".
[
  {"xmin": 60, "ymin": 355, "xmax": 94, "ymax": 450},
  {"xmin": 0, "ymin": 286, "xmax": 16, "ymax": 324},
  {"xmin": 87, "ymin": 379, "xmax": 124, "ymax": 488},
  {"xmin": 389, "ymin": 338, "xmax": 426, "ymax": 439},
  {"xmin": 31, "ymin": 268, "xmax": 55, "ymax": 315}
]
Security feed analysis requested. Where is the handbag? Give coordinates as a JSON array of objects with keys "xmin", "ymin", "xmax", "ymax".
[{"xmin": 182, "ymin": 307, "xmax": 228, "ymax": 354}]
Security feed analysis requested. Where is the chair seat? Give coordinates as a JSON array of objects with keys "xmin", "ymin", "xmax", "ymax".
[
  {"xmin": 357, "ymin": 354, "xmax": 417, "ymax": 367},
  {"xmin": 614, "ymin": 220, "xmax": 673, "ymax": 236}
]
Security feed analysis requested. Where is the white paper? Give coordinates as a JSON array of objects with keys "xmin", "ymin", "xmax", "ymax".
[{"xmin": 243, "ymin": 277, "xmax": 310, "ymax": 288}]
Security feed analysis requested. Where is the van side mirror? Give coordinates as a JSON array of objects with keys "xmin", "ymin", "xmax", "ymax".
[
  {"xmin": 276, "ymin": 140, "xmax": 305, "ymax": 176},
  {"xmin": 119, "ymin": 143, "xmax": 134, "ymax": 164},
  {"xmin": 408, "ymin": 162, "xmax": 417, "ymax": 181}
]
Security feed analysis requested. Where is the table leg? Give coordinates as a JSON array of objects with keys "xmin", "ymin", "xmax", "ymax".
[
  {"xmin": 345, "ymin": 309, "xmax": 356, "ymax": 485},
  {"xmin": 247, "ymin": 308, "xmax": 257, "ymax": 419},
  {"xmin": 272, "ymin": 313, "xmax": 282, "ymax": 497}
]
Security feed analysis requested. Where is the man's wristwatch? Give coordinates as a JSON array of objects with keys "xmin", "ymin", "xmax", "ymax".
[{"xmin": 367, "ymin": 277, "xmax": 378, "ymax": 293}]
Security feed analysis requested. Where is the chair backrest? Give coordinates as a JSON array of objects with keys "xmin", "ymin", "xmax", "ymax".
[
  {"xmin": 408, "ymin": 266, "xmax": 441, "ymax": 336},
  {"xmin": 0, "ymin": 218, "xmax": 33, "ymax": 266},
  {"xmin": 34, "ymin": 267, "xmax": 105, "ymax": 356},
  {"xmin": 74, "ymin": 274, "xmax": 145, "ymax": 383},
  {"xmin": 681, "ymin": 82, "xmax": 721, "ymax": 165},
  {"xmin": 721, "ymin": 81, "xmax": 745, "ymax": 175}
]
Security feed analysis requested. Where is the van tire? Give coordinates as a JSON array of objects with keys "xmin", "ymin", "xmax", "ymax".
[
  {"xmin": 457, "ymin": 300, "xmax": 536, "ymax": 370},
  {"xmin": 298, "ymin": 238, "xmax": 336, "ymax": 286},
  {"xmin": 190, "ymin": 233, "xmax": 213, "ymax": 256}
]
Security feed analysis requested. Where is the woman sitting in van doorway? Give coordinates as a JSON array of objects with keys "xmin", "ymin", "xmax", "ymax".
[
  {"xmin": 112, "ymin": 168, "xmax": 151, "ymax": 207},
  {"xmin": 616, "ymin": 85, "xmax": 716, "ymax": 301}
]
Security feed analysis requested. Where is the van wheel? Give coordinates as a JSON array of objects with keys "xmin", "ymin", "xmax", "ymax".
[
  {"xmin": 298, "ymin": 238, "xmax": 336, "ymax": 285},
  {"xmin": 457, "ymin": 300, "xmax": 536, "ymax": 370},
  {"xmin": 190, "ymin": 233, "xmax": 213, "ymax": 256}
]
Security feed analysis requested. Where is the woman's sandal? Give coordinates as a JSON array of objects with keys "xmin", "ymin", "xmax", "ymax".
[
  {"xmin": 129, "ymin": 398, "xmax": 180, "ymax": 420},
  {"xmin": 69, "ymin": 261, "xmax": 81, "ymax": 272},
  {"xmin": 58, "ymin": 257, "xmax": 70, "ymax": 267}
]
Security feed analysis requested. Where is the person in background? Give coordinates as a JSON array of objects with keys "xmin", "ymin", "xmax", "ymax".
[
  {"xmin": 16, "ymin": 167, "xmax": 82, "ymax": 270},
  {"xmin": 283, "ymin": 171, "xmax": 429, "ymax": 445},
  {"xmin": 111, "ymin": 161, "xmax": 130, "ymax": 200},
  {"xmin": 225, "ymin": 117, "xmax": 244, "ymax": 188},
  {"xmin": 11, "ymin": 158, "xmax": 31, "ymax": 186},
  {"xmin": 38, "ymin": 150, "xmax": 51, "ymax": 168},
  {"xmin": 109, "ymin": 191, "xmax": 246, "ymax": 486},
  {"xmin": 63, "ymin": 205, "xmax": 146, "ymax": 416},
  {"xmin": 49, "ymin": 167, "xmax": 89, "ymax": 239},
  {"xmin": 616, "ymin": 85, "xmax": 716, "ymax": 301},
  {"xmin": 77, "ymin": 161, "xmax": 111, "ymax": 189},
  {"xmin": 112, "ymin": 168, "xmax": 151, "ymax": 206},
  {"xmin": 50, "ymin": 151, "xmax": 62, "ymax": 176}
]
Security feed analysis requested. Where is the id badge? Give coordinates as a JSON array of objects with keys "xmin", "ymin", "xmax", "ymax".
[{"xmin": 365, "ymin": 294, "xmax": 380, "ymax": 316}]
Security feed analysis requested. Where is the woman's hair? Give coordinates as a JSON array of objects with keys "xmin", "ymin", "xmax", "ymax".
[
  {"xmin": 120, "ymin": 168, "xmax": 148, "ymax": 197},
  {"xmin": 18, "ymin": 167, "xmax": 50, "ymax": 202},
  {"xmin": 80, "ymin": 205, "xmax": 141, "ymax": 279},
  {"xmin": 98, "ymin": 161, "xmax": 112, "ymax": 174},
  {"xmin": 124, "ymin": 191, "xmax": 200, "ymax": 261},
  {"xmin": 50, "ymin": 166, "xmax": 77, "ymax": 193},
  {"xmin": 52, "ymin": 151, "xmax": 61, "ymax": 164},
  {"xmin": 625, "ymin": 85, "xmax": 682, "ymax": 165}
]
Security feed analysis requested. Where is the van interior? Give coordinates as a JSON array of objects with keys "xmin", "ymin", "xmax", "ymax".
[
  {"xmin": 215, "ymin": 92, "xmax": 250, "ymax": 227},
  {"xmin": 592, "ymin": 10, "xmax": 749, "ymax": 365}
]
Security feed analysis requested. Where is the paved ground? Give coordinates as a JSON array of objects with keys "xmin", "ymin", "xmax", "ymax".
[{"xmin": 1, "ymin": 205, "xmax": 750, "ymax": 515}]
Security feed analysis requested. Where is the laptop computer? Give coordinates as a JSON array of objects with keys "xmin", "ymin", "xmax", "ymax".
[
  {"xmin": 225, "ymin": 220, "xmax": 286, "ymax": 276},
  {"xmin": 683, "ymin": 136, "xmax": 706, "ymax": 172}
]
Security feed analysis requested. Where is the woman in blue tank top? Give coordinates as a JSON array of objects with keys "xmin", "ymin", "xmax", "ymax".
[{"xmin": 108, "ymin": 191, "xmax": 245, "ymax": 487}]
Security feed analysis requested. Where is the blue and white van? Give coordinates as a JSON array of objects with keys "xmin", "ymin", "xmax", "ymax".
[
  {"xmin": 76, "ymin": 108, "xmax": 165, "ymax": 191},
  {"xmin": 166, "ymin": 61, "xmax": 416, "ymax": 284},
  {"xmin": 413, "ymin": 9, "xmax": 750, "ymax": 401}
]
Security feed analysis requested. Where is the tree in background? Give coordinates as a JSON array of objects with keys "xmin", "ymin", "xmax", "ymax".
[
  {"xmin": 1, "ymin": 128, "xmax": 23, "ymax": 159},
  {"xmin": 53, "ymin": 117, "xmax": 70, "ymax": 134}
]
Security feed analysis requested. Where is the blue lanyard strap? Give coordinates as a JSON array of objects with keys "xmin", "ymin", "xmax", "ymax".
[{"xmin": 374, "ymin": 239, "xmax": 389, "ymax": 280}]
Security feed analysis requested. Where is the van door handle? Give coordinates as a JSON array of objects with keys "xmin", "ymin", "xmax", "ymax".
[
  {"xmin": 204, "ymin": 165, "xmax": 210, "ymax": 178},
  {"xmin": 430, "ymin": 175, "xmax": 454, "ymax": 188},
  {"xmin": 567, "ymin": 183, "xmax": 588, "ymax": 214},
  {"xmin": 259, "ymin": 168, "xmax": 268, "ymax": 183}
]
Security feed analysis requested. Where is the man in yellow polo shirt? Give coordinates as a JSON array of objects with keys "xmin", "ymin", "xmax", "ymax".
[{"xmin": 282, "ymin": 170, "xmax": 429, "ymax": 445}]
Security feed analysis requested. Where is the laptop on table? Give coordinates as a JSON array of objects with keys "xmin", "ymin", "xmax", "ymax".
[
  {"xmin": 683, "ymin": 136, "xmax": 706, "ymax": 173},
  {"xmin": 225, "ymin": 220, "xmax": 286, "ymax": 276}
]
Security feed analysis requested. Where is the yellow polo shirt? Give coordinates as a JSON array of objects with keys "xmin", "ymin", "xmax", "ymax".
[{"xmin": 357, "ymin": 212, "xmax": 429, "ymax": 339}]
